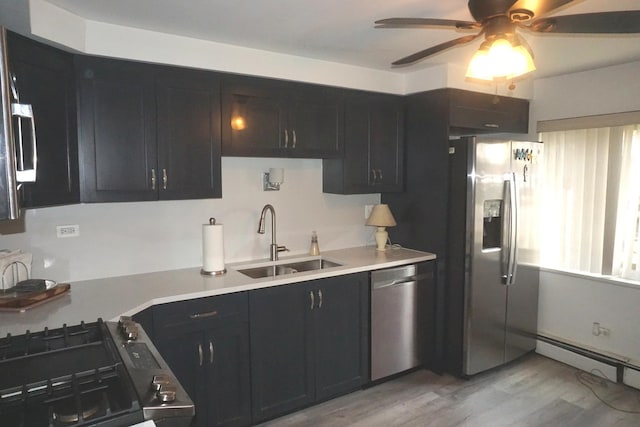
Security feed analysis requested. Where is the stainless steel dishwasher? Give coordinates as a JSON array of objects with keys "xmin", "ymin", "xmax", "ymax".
[{"xmin": 371, "ymin": 263, "xmax": 428, "ymax": 381}]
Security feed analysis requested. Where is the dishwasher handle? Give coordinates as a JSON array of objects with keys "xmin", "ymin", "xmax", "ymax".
[
  {"xmin": 371, "ymin": 271, "xmax": 431, "ymax": 290},
  {"xmin": 372, "ymin": 277, "xmax": 416, "ymax": 290}
]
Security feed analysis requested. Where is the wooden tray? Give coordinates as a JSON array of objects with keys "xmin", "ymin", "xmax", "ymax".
[{"xmin": 0, "ymin": 283, "xmax": 71, "ymax": 312}]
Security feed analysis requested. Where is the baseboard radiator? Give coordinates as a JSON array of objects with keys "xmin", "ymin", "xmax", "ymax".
[{"xmin": 536, "ymin": 334, "xmax": 640, "ymax": 390}]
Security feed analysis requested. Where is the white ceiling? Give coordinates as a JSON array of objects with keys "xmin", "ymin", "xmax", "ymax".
[{"xmin": 44, "ymin": 0, "xmax": 640, "ymax": 78}]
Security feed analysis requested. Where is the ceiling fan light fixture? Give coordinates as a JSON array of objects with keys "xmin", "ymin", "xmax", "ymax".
[{"xmin": 466, "ymin": 36, "xmax": 536, "ymax": 82}]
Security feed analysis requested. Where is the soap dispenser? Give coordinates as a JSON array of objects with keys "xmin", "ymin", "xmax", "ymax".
[{"xmin": 309, "ymin": 231, "xmax": 320, "ymax": 256}]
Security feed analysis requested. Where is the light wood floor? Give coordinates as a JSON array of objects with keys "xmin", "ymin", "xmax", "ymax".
[{"xmin": 260, "ymin": 354, "xmax": 640, "ymax": 427}]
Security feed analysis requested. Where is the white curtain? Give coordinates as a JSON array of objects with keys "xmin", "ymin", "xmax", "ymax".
[
  {"xmin": 540, "ymin": 128, "xmax": 610, "ymax": 274},
  {"xmin": 613, "ymin": 126, "xmax": 640, "ymax": 281}
]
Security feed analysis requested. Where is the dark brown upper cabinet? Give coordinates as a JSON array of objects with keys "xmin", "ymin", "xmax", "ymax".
[
  {"xmin": 7, "ymin": 31, "xmax": 79, "ymax": 208},
  {"xmin": 76, "ymin": 56, "xmax": 221, "ymax": 202},
  {"xmin": 448, "ymin": 88, "xmax": 529, "ymax": 135},
  {"xmin": 323, "ymin": 91, "xmax": 404, "ymax": 194},
  {"xmin": 155, "ymin": 68, "xmax": 222, "ymax": 200},
  {"xmin": 221, "ymin": 75, "xmax": 343, "ymax": 158}
]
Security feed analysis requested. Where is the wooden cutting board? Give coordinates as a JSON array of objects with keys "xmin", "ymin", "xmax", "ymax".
[{"xmin": 0, "ymin": 283, "xmax": 71, "ymax": 312}]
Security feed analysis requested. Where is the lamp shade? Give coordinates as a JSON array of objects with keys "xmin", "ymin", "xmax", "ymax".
[
  {"xmin": 466, "ymin": 36, "xmax": 536, "ymax": 82},
  {"xmin": 366, "ymin": 204, "xmax": 397, "ymax": 227}
]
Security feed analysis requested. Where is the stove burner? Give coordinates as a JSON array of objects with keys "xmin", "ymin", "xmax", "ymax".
[
  {"xmin": 1, "ymin": 319, "xmax": 194, "ymax": 426},
  {"xmin": 50, "ymin": 378, "xmax": 109, "ymax": 425},
  {"xmin": 52, "ymin": 394, "xmax": 102, "ymax": 423}
]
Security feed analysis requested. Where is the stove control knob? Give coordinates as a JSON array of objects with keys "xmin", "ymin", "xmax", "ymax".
[
  {"xmin": 118, "ymin": 316, "xmax": 133, "ymax": 331},
  {"xmin": 123, "ymin": 323, "xmax": 139, "ymax": 340},
  {"xmin": 156, "ymin": 384, "xmax": 177, "ymax": 403},
  {"xmin": 151, "ymin": 375, "xmax": 171, "ymax": 392}
]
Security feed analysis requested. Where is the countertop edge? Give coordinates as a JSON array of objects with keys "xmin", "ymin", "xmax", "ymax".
[
  {"xmin": 0, "ymin": 246, "xmax": 436, "ymax": 336},
  {"xmin": 120, "ymin": 249, "xmax": 436, "ymax": 317}
]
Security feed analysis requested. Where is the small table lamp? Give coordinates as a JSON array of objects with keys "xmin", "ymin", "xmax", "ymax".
[{"xmin": 366, "ymin": 204, "xmax": 397, "ymax": 251}]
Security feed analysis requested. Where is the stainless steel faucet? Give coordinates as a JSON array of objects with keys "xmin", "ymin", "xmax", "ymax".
[{"xmin": 257, "ymin": 204, "xmax": 288, "ymax": 261}]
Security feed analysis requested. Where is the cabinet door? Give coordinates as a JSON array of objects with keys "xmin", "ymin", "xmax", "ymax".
[
  {"xmin": 8, "ymin": 32, "xmax": 79, "ymax": 208},
  {"xmin": 448, "ymin": 89, "xmax": 529, "ymax": 133},
  {"xmin": 155, "ymin": 331, "xmax": 208, "ymax": 427},
  {"xmin": 340, "ymin": 94, "xmax": 372, "ymax": 192},
  {"xmin": 369, "ymin": 95, "xmax": 404, "ymax": 192},
  {"xmin": 207, "ymin": 323, "xmax": 251, "ymax": 427},
  {"xmin": 323, "ymin": 92, "xmax": 404, "ymax": 194},
  {"xmin": 416, "ymin": 261, "xmax": 436, "ymax": 369},
  {"xmin": 286, "ymin": 85, "xmax": 343, "ymax": 158},
  {"xmin": 156, "ymin": 68, "xmax": 222, "ymax": 200},
  {"xmin": 76, "ymin": 56, "xmax": 157, "ymax": 202},
  {"xmin": 313, "ymin": 273, "xmax": 369, "ymax": 400},
  {"xmin": 249, "ymin": 282, "xmax": 315, "ymax": 422},
  {"xmin": 221, "ymin": 77, "xmax": 285, "ymax": 157}
]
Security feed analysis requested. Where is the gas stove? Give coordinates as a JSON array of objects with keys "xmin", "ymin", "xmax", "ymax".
[{"xmin": 0, "ymin": 318, "xmax": 194, "ymax": 426}]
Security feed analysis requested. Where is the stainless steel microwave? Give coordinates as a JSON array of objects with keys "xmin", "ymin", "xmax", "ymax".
[{"xmin": 0, "ymin": 27, "xmax": 37, "ymax": 222}]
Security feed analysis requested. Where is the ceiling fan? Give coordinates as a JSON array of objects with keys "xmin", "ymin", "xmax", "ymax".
[{"xmin": 376, "ymin": 0, "xmax": 640, "ymax": 80}]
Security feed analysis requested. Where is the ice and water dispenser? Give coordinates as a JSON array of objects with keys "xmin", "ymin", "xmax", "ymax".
[{"xmin": 483, "ymin": 200, "xmax": 502, "ymax": 250}]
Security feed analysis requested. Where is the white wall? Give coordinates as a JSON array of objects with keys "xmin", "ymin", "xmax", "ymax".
[
  {"xmin": 538, "ymin": 270, "xmax": 640, "ymax": 366},
  {"xmin": 531, "ymin": 60, "xmax": 640, "ymax": 134},
  {"xmin": 25, "ymin": 0, "xmax": 534, "ymax": 98},
  {"xmin": 532, "ymin": 61, "xmax": 640, "ymax": 367},
  {"xmin": 0, "ymin": 158, "xmax": 379, "ymax": 282}
]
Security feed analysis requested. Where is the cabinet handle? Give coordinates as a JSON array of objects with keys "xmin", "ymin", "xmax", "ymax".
[
  {"xmin": 189, "ymin": 310, "xmax": 218, "ymax": 319},
  {"xmin": 378, "ymin": 169, "xmax": 383, "ymax": 182},
  {"xmin": 318, "ymin": 289, "xmax": 323, "ymax": 309},
  {"xmin": 292, "ymin": 129, "xmax": 297, "ymax": 148},
  {"xmin": 310, "ymin": 291, "xmax": 314, "ymax": 310},
  {"xmin": 162, "ymin": 168, "xmax": 168, "ymax": 190},
  {"xmin": 198, "ymin": 343, "xmax": 203, "ymax": 366},
  {"xmin": 483, "ymin": 123, "xmax": 500, "ymax": 128},
  {"xmin": 12, "ymin": 102, "xmax": 38, "ymax": 185},
  {"xmin": 284, "ymin": 129, "xmax": 289, "ymax": 148},
  {"xmin": 151, "ymin": 168, "xmax": 156, "ymax": 190},
  {"xmin": 209, "ymin": 341, "xmax": 214, "ymax": 365},
  {"xmin": 371, "ymin": 169, "xmax": 377, "ymax": 183}
]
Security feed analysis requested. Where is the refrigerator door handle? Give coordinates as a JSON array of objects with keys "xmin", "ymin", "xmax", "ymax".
[
  {"xmin": 510, "ymin": 172, "xmax": 519, "ymax": 285},
  {"xmin": 501, "ymin": 173, "xmax": 518, "ymax": 285}
]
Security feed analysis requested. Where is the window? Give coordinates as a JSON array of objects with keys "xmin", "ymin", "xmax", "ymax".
[{"xmin": 539, "ymin": 124, "xmax": 640, "ymax": 282}]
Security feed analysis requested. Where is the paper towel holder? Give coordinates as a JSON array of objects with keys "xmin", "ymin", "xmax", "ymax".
[{"xmin": 201, "ymin": 218, "xmax": 227, "ymax": 276}]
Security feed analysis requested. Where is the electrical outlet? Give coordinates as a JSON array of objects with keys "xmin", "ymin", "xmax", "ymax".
[
  {"xmin": 365, "ymin": 204, "xmax": 374, "ymax": 220},
  {"xmin": 56, "ymin": 224, "xmax": 80, "ymax": 238}
]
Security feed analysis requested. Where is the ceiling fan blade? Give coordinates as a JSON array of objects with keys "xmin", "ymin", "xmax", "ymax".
[
  {"xmin": 508, "ymin": 0, "xmax": 576, "ymax": 19},
  {"xmin": 392, "ymin": 34, "xmax": 481, "ymax": 66},
  {"xmin": 375, "ymin": 18, "xmax": 480, "ymax": 30},
  {"xmin": 528, "ymin": 11, "xmax": 640, "ymax": 33}
]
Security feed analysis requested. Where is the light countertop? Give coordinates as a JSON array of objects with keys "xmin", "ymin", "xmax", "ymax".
[{"xmin": 0, "ymin": 246, "xmax": 435, "ymax": 337}]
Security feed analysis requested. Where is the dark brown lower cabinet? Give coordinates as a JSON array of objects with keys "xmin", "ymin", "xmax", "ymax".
[
  {"xmin": 152, "ymin": 293, "xmax": 251, "ymax": 427},
  {"xmin": 249, "ymin": 273, "xmax": 369, "ymax": 423}
]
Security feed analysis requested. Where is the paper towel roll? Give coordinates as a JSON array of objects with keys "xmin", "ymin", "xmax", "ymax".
[{"xmin": 202, "ymin": 219, "xmax": 226, "ymax": 275}]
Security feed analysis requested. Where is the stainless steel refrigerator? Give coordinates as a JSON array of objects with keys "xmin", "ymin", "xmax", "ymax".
[{"xmin": 445, "ymin": 136, "xmax": 542, "ymax": 376}]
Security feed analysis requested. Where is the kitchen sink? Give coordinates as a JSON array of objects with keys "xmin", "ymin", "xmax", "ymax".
[{"xmin": 237, "ymin": 259, "xmax": 343, "ymax": 279}]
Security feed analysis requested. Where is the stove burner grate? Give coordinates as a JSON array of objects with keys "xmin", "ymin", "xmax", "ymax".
[{"xmin": 0, "ymin": 361, "xmax": 143, "ymax": 426}]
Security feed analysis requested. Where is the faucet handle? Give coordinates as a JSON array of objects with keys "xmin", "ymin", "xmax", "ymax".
[{"xmin": 277, "ymin": 245, "xmax": 289, "ymax": 253}]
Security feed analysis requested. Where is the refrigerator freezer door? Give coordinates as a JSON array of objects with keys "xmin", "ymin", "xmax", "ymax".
[
  {"xmin": 463, "ymin": 140, "xmax": 511, "ymax": 375},
  {"xmin": 504, "ymin": 141, "xmax": 542, "ymax": 363}
]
